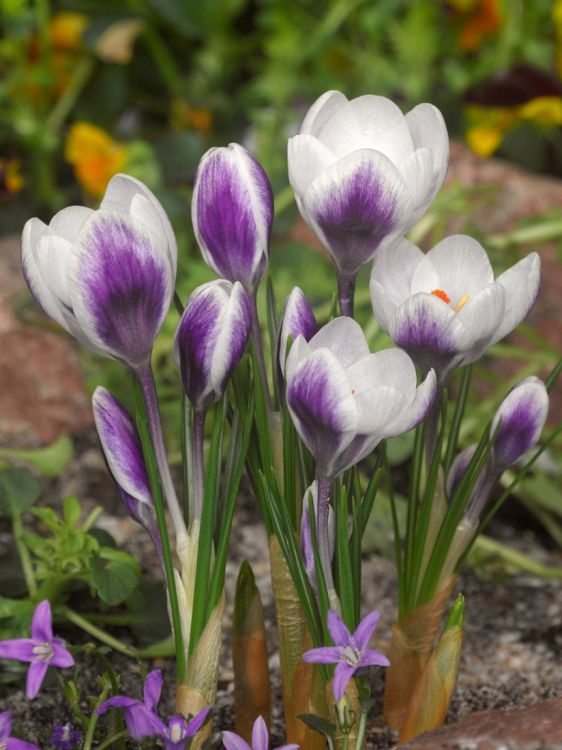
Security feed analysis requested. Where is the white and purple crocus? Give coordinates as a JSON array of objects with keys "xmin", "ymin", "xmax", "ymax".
[
  {"xmin": 0, "ymin": 600, "xmax": 74, "ymax": 699},
  {"xmin": 222, "ymin": 715, "xmax": 298, "ymax": 750},
  {"xmin": 288, "ymin": 90, "xmax": 449, "ymax": 314},
  {"xmin": 97, "ymin": 669, "xmax": 210, "ymax": 750},
  {"xmin": 303, "ymin": 609, "xmax": 389, "ymax": 702},
  {"xmin": 370, "ymin": 235, "xmax": 541, "ymax": 385}
]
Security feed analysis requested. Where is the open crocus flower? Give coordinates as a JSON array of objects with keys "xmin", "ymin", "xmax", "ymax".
[
  {"xmin": 21, "ymin": 173, "xmax": 177, "ymax": 369},
  {"xmin": 222, "ymin": 715, "xmax": 298, "ymax": 750},
  {"xmin": 192, "ymin": 143, "xmax": 273, "ymax": 294},
  {"xmin": 370, "ymin": 235, "xmax": 541, "ymax": 383},
  {"xmin": 92, "ymin": 387, "xmax": 162, "ymax": 563},
  {"xmin": 288, "ymin": 90, "xmax": 449, "ymax": 312},
  {"xmin": 173, "ymin": 280, "xmax": 251, "ymax": 412},
  {"xmin": 286, "ymin": 317, "xmax": 436, "ymax": 481},
  {"xmin": 0, "ymin": 600, "xmax": 74, "ymax": 699}
]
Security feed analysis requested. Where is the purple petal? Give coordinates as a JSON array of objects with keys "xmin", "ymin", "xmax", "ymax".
[
  {"xmin": 26, "ymin": 660, "xmax": 48, "ymax": 699},
  {"xmin": 286, "ymin": 348, "xmax": 357, "ymax": 479},
  {"xmin": 332, "ymin": 661, "xmax": 355, "ymax": 702},
  {"xmin": 30, "ymin": 600, "xmax": 52, "ymax": 643},
  {"xmin": 251, "ymin": 716, "xmax": 269, "ymax": 750},
  {"xmin": 143, "ymin": 669, "xmax": 163, "ymax": 712},
  {"xmin": 173, "ymin": 280, "xmax": 251, "ymax": 409},
  {"xmin": 446, "ymin": 445, "xmax": 476, "ymax": 499},
  {"xmin": 185, "ymin": 706, "xmax": 211, "ymax": 737},
  {"xmin": 96, "ymin": 696, "xmax": 139, "ymax": 714},
  {"xmin": 327, "ymin": 610, "xmax": 352, "ymax": 648},
  {"xmin": 222, "ymin": 732, "xmax": 252, "ymax": 750},
  {"xmin": 70, "ymin": 212, "xmax": 172, "ymax": 367},
  {"xmin": 50, "ymin": 642, "xmax": 74, "ymax": 669},
  {"xmin": 124, "ymin": 704, "xmax": 165, "ymax": 740},
  {"xmin": 303, "ymin": 149, "xmax": 411, "ymax": 276},
  {"xmin": 278, "ymin": 287, "xmax": 318, "ymax": 375},
  {"xmin": 358, "ymin": 649, "xmax": 390, "ymax": 669},
  {"xmin": 302, "ymin": 646, "xmax": 342, "ymax": 664},
  {"xmin": 352, "ymin": 610, "xmax": 381, "ymax": 651},
  {"xmin": 192, "ymin": 144, "xmax": 273, "ymax": 291},
  {"xmin": 163, "ymin": 715, "xmax": 188, "ymax": 750},
  {"xmin": 0, "ymin": 712, "xmax": 11, "ymax": 740},
  {"xmin": 0, "ymin": 639, "xmax": 35, "ymax": 663},
  {"xmin": 7, "ymin": 739, "xmax": 41, "ymax": 750},
  {"xmin": 492, "ymin": 377, "xmax": 549, "ymax": 469}
]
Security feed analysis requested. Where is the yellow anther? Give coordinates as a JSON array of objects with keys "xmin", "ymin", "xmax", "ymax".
[{"xmin": 454, "ymin": 294, "xmax": 470, "ymax": 312}]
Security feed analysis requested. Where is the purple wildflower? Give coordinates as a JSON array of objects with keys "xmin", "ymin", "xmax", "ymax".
[
  {"xmin": 303, "ymin": 609, "xmax": 389, "ymax": 702},
  {"xmin": 222, "ymin": 715, "xmax": 298, "ymax": 750},
  {"xmin": 0, "ymin": 600, "xmax": 74, "ymax": 699},
  {"xmin": 50, "ymin": 722, "xmax": 82, "ymax": 750},
  {"xmin": 0, "ymin": 712, "xmax": 40, "ymax": 750}
]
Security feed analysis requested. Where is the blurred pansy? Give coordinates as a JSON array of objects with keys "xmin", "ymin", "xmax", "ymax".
[
  {"xmin": 0, "ymin": 600, "xmax": 74, "ymax": 699},
  {"xmin": 173, "ymin": 280, "xmax": 251, "ymax": 411},
  {"xmin": 286, "ymin": 317, "xmax": 436, "ymax": 480},
  {"xmin": 222, "ymin": 715, "xmax": 298, "ymax": 750},
  {"xmin": 0, "ymin": 158, "xmax": 24, "ymax": 196},
  {"xmin": 192, "ymin": 143, "xmax": 273, "ymax": 293},
  {"xmin": 65, "ymin": 123, "xmax": 128, "ymax": 198},
  {"xmin": 278, "ymin": 286, "xmax": 317, "ymax": 376},
  {"xmin": 0, "ymin": 712, "xmax": 40, "ymax": 750},
  {"xmin": 370, "ymin": 235, "xmax": 540, "ymax": 382},
  {"xmin": 288, "ymin": 90, "xmax": 449, "ymax": 286},
  {"xmin": 303, "ymin": 609, "xmax": 389, "ymax": 702},
  {"xmin": 22, "ymin": 173, "xmax": 177, "ymax": 369}
]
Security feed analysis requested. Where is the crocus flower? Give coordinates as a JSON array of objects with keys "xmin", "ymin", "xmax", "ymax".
[
  {"xmin": 288, "ymin": 90, "xmax": 449, "ymax": 312},
  {"xmin": 303, "ymin": 609, "xmax": 389, "ymax": 702},
  {"xmin": 0, "ymin": 712, "xmax": 40, "ymax": 750},
  {"xmin": 192, "ymin": 143, "xmax": 273, "ymax": 294},
  {"xmin": 97, "ymin": 669, "xmax": 211, "ymax": 747},
  {"xmin": 286, "ymin": 317, "xmax": 436, "ymax": 481},
  {"xmin": 22, "ymin": 173, "xmax": 177, "ymax": 369},
  {"xmin": 92, "ymin": 387, "xmax": 162, "ymax": 562},
  {"xmin": 222, "ymin": 715, "xmax": 298, "ymax": 750},
  {"xmin": 278, "ymin": 287, "xmax": 317, "ymax": 376},
  {"xmin": 0, "ymin": 600, "xmax": 74, "ymax": 699},
  {"xmin": 173, "ymin": 280, "xmax": 252, "ymax": 411},
  {"xmin": 370, "ymin": 235, "xmax": 541, "ymax": 383}
]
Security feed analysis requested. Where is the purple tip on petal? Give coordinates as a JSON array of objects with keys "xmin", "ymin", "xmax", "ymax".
[
  {"xmin": 279, "ymin": 287, "xmax": 318, "ymax": 375},
  {"xmin": 30, "ymin": 600, "xmax": 53, "ymax": 643}
]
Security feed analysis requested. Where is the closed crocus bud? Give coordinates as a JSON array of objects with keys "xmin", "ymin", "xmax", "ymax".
[
  {"xmin": 192, "ymin": 144, "xmax": 274, "ymax": 293},
  {"xmin": 286, "ymin": 317, "xmax": 436, "ymax": 481},
  {"xmin": 288, "ymin": 91, "xmax": 449, "ymax": 286},
  {"xmin": 92, "ymin": 387, "xmax": 162, "ymax": 562},
  {"xmin": 300, "ymin": 481, "xmax": 334, "ymax": 590},
  {"xmin": 491, "ymin": 376, "xmax": 549, "ymax": 470},
  {"xmin": 370, "ymin": 235, "xmax": 541, "ymax": 383},
  {"xmin": 22, "ymin": 174, "xmax": 177, "ymax": 369},
  {"xmin": 174, "ymin": 280, "xmax": 251, "ymax": 411},
  {"xmin": 278, "ymin": 287, "xmax": 318, "ymax": 376}
]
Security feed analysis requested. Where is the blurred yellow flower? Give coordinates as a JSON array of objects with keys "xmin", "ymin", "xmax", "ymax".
[
  {"xmin": 65, "ymin": 123, "xmax": 128, "ymax": 198},
  {"xmin": 50, "ymin": 12, "xmax": 88, "ymax": 52},
  {"xmin": 1, "ymin": 159, "xmax": 24, "ymax": 195},
  {"xmin": 466, "ymin": 96, "xmax": 562, "ymax": 157},
  {"xmin": 553, "ymin": 0, "xmax": 562, "ymax": 78},
  {"xmin": 170, "ymin": 97, "xmax": 212, "ymax": 134}
]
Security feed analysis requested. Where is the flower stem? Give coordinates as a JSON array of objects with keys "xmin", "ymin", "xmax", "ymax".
[
  {"xmin": 11, "ymin": 511, "xmax": 37, "ymax": 596},
  {"xmin": 58, "ymin": 607, "xmax": 139, "ymax": 658},
  {"xmin": 97, "ymin": 731, "xmax": 128, "ymax": 750},
  {"xmin": 317, "ymin": 474, "xmax": 335, "ymax": 594},
  {"xmin": 250, "ymin": 292, "xmax": 272, "ymax": 411},
  {"xmin": 355, "ymin": 708, "xmax": 368, "ymax": 750},
  {"xmin": 191, "ymin": 408, "xmax": 206, "ymax": 520},
  {"xmin": 83, "ymin": 683, "xmax": 110, "ymax": 750},
  {"xmin": 336, "ymin": 270, "xmax": 356, "ymax": 318}
]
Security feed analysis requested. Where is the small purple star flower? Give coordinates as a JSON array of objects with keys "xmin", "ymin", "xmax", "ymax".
[
  {"xmin": 303, "ymin": 609, "xmax": 390, "ymax": 702},
  {"xmin": 0, "ymin": 712, "xmax": 40, "ymax": 750},
  {"xmin": 222, "ymin": 715, "xmax": 298, "ymax": 750},
  {"xmin": 50, "ymin": 722, "xmax": 82, "ymax": 750},
  {"xmin": 0, "ymin": 600, "xmax": 74, "ymax": 699},
  {"xmin": 97, "ymin": 670, "xmax": 211, "ymax": 749}
]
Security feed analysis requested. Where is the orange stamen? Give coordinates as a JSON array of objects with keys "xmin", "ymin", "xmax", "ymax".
[{"xmin": 431, "ymin": 289, "xmax": 451, "ymax": 304}]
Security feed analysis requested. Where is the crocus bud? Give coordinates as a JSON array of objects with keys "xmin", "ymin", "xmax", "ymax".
[
  {"xmin": 288, "ymin": 91, "xmax": 449, "ymax": 280},
  {"xmin": 278, "ymin": 287, "xmax": 317, "ymax": 376},
  {"xmin": 491, "ymin": 376, "xmax": 549, "ymax": 469},
  {"xmin": 300, "ymin": 481, "xmax": 334, "ymax": 590},
  {"xmin": 22, "ymin": 174, "xmax": 177, "ymax": 368},
  {"xmin": 286, "ymin": 317, "xmax": 436, "ymax": 480},
  {"xmin": 173, "ymin": 280, "xmax": 251, "ymax": 411},
  {"xmin": 92, "ymin": 387, "xmax": 161, "ymax": 561},
  {"xmin": 192, "ymin": 143, "xmax": 274, "ymax": 293}
]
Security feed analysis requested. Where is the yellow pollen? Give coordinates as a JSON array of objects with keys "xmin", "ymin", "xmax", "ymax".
[{"xmin": 454, "ymin": 293, "xmax": 470, "ymax": 312}]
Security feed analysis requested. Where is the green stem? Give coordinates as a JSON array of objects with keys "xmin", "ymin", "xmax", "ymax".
[
  {"xmin": 97, "ymin": 731, "xmax": 128, "ymax": 750},
  {"xmin": 83, "ymin": 684, "xmax": 110, "ymax": 750},
  {"xmin": 11, "ymin": 512, "xmax": 37, "ymax": 596},
  {"xmin": 355, "ymin": 709, "xmax": 368, "ymax": 750},
  {"xmin": 59, "ymin": 607, "xmax": 140, "ymax": 658}
]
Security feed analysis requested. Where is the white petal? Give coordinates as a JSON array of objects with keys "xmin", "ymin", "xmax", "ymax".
[
  {"xmin": 388, "ymin": 368, "xmax": 437, "ymax": 436},
  {"xmin": 308, "ymin": 317, "xmax": 370, "ymax": 369},
  {"xmin": 316, "ymin": 95, "xmax": 414, "ymax": 163},
  {"xmin": 22, "ymin": 218, "xmax": 68, "ymax": 330},
  {"xmin": 288, "ymin": 134, "xmax": 337, "ymax": 198},
  {"xmin": 371, "ymin": 236, "xmax": 425, "ymax": 306},
  {"xmin": 398, "ymin": 147, "xmax": 438, "ymax": 229},
  {"xmin": 369, "ymin": 279, "xmax": 395, "ymax": 332},
  {"xmin": 489, "ymin": 252, "xmax": 541, "ymax": 345},
  {"xmin": 456, "ymin": 283, "xmax": 505, "ymax": 364},
  {"xmin": 405, "ymin": 103, "xmax": 449, "ymax": 187},
  {"xmin": 300, "ymin": 90, "xmax": 349, "ymax": 136},
  {"xmin": 285, "ymin": 334, "xmax": 313, "ymax": 383},
  {"xmin": 49, "ymin": 205, "xmax": 94, "ymax": 241},
  {"xmin": 412, "ymin": 235, "xmax": 494, "ymax": 306}
]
